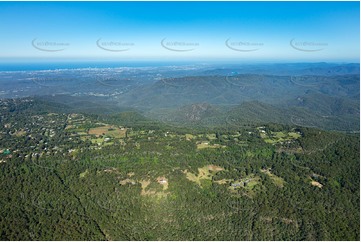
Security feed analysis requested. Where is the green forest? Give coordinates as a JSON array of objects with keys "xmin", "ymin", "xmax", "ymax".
[{"xmin": 0, "ymin": 98, "xmax": 359, "ymax": 240}]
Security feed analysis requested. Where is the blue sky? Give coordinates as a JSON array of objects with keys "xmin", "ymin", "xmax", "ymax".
[{"xmin": 0, "ymin": 1, "xmax": 359, "ymax": 62}]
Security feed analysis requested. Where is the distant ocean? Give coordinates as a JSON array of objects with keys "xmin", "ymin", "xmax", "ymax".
[{"xmin": 0, "ymin": 61, "xmax": 195, "ymax": 71}]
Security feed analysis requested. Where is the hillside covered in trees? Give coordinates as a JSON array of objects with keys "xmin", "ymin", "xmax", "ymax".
[{"xmin": 0, "ymin": 98, "xmax": 359, "ymax": 240}]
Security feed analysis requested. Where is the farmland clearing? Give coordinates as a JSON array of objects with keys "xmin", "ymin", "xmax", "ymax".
[
  {"xmin": 88, "ymin": 125, "xmax": 126, "ymax": 138},
  {"xmin": 185, "ymin": 165, "xmax": 224, "ymax": 187},
  {"xmin": 261, "ymin": 168, "xmax": 285, "ymax": 188},
  {"xmin": 197, "ymin": 141, "xmax": 226, "ymax": 150},
  {"xmin": 257, "ymin": 127, "xmax": 301, "ymax": 145}
]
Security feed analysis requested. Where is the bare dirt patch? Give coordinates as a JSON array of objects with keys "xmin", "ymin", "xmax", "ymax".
[
  {"xmin": 119, "ymin": 178, "xmax": 136, "ymax": 186},
  {"xmin": 311, "ymin": 180, "xmax": 323, "ymax": 188},
  {"xmin": 103, "ymin": 167, "xmax": 119, "ymax": 173},
  {"xmin": 140, "ymin": 180, "xmax": 150, "ymax": 189},
  {"xmin": 156, "ymin": 176, "xmax": 168, "ymax": 190},
  {"xmin": 140, "ymin": 180, "xmax": 152, "ymax": 196},
  {"xmin": 208, "ymin": 165, "xmax": 224, "ymax": 172}
]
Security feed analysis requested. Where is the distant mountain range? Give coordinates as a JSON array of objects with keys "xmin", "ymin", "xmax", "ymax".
[
  {"xmin": 2, "ymin": 63, "xmax": 359, "ymax": 131},
  {"xmin": 112, "ymin": 72, "xmax": 359, "ymax": 131},
  {"xmin": 199, "ymin": 63, "xmax": 360, "ymax": 76},
  {"xmin": 117, "ymin": 73, "xmax": 358, "ymax": 108}
]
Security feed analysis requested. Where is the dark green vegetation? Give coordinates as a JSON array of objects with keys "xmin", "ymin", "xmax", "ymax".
[
  {"xmin": 135, "ymin": 74, "xmax": 360, "ymax": 131},
  {"xmin": 0, "ymin": 98, "xmax": 359, "ymax": 240},
  {"xmin": 1, "ymin": 63, "xmax": 359, "ymax": 132}
]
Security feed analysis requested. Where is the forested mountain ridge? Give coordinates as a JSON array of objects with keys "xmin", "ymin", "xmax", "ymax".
[
  {"xmin": 0, "ymin": 97, "xmax": 359, "ymax": 240},
  {"xmin": 1, "ymin": 63, "xmax": 359, "ymax": 132},
  {"xmin": 117, "ymin": 74, "xmax": 359, "ymax": 108}
]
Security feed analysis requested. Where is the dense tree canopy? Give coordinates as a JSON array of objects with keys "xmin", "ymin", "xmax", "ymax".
[{"xmin": 0, "ymin": 98, "xmax": 359, "ymax": 240}]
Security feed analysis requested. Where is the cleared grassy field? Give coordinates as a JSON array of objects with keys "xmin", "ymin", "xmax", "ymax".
[
  {"xmin": 90, "ymin": 137, "xmax": 104, "ymax": 144},
  {"xmin": 88, "ymin": 125, "xmax": 126, "ymax": 138},
  {"xmin": 197, "ymin": 142, "xmax": 225, "ymax": 150},
  {"xmin": 288, "ymin": 132, "xmax": 301, "ymax": 139},
  {"xmin": 261, "ymin": 168, "xmax": 285, "ymax": 188},
  {"xmin": 140, "ymin": 180, "xmax": 151, "ymax": 196},
  {"xmin": 214, "ymin": 179, "xmax": 232, "ymax": 185},
  {"xmin": 260, "ymin": 129, "xmax": 301, "ymax": 145},
  {"xmin": 14, "ymin": 129, "xmax": 26, "ymax": 137},
  {"xmin": 76, "ymin": 131, "xmax": 88, "ymax": 135},
  {"xmin": 185, "ymin": 165, "xmax": 224, "ymax": 187},
  {"xmin": 273, "ymin": 131, "xmax": 287, "ymax": 139},
  {"xmin": 79, "ymin": 169, "xmax": 89, "ymax": 178},
  {"xmin": 206, "ymin": 134, "xmax": 217, "ymax": 140},
  {"xmin": 185, "ymin": 134, "xmax": 195, "ymax": 140},
  {"xmin": 264, "ymin": 138, "xmax": 275, "ymax": 144}
]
